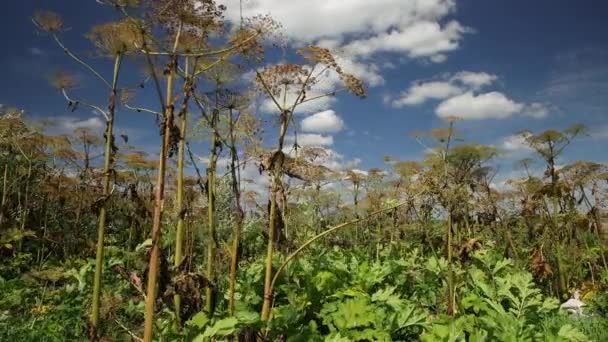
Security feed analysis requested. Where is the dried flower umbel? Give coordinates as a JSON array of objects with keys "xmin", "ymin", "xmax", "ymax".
[
  {"xmin": 87, "ymin": 19, "xmax": 145, "ymax": 56},
  {"xmin": 49, "ymin": 71, "xmax": 78, "ymax": 90},
  {"xmin": 148, "ymin": 0, "xmax": 226, "ymax": 37},
  {"xmin": 32, "ymin": 10, "xmax": 63, "ymax": 33}
]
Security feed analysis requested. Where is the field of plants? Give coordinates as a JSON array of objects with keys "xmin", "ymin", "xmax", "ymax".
[{"xmin": 1, "ymin": 1, "xmax": 607, "ymax": 341}]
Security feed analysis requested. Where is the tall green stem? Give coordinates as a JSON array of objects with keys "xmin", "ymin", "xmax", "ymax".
[
  {"xmin": 90, "ymin": 53, "xmax": 122, "ymax": 336},
  {"xmin": 143, "ymin": 24, "xmax": 181, "ymax": 342},
  {"xmin": 228, "ymin": 109, "xmax": 244, "ymax": 316},
  {"xmin": 173, "ymin": 58, "xmax": 190, "ymax": 326},
  {"xmin": 0, "ymin": 162, "xmax": 9, "ymax": 227},
  {"xmin": 261, "ymin": 115, "xmax": 288, "ymax": 322},
  {"xmin": 205, "ymin": 107, "xmax": 219, "ymax": 315}
]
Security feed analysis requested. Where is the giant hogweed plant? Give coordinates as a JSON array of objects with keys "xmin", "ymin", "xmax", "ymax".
[{"xmin": 253, "ymin": 45, "xmax": 366, "ymax": 324}]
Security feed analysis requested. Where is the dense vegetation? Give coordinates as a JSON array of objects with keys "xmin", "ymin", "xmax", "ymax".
[{"xmin": 1, "ymin": 1, "xmax": 607, "ymax": 341}]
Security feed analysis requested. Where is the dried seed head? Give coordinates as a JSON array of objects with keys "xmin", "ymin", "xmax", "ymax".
[
  {"xmin": 176, "ymin": 31, "xmax": 207, "ymax": 53},
  {"xmin": 87, "ymin": 19, "xmax": 145, "ymax": 56},
  {"xmin": 148, "ymin": 0, "xmax": 225, "ymax": 36},
  {"xmin": 120, "ymin": 89, "xmax": 136, "ymax": 104},
  {"xmin": 49, "ymin": 71, "xmax": 78, "ymax": 90},
  {"xmin": 298, "ymin": 45, "xmax": 339, "ymax": 70},
  {"xmin": 230, "ymin": 14, "xmax": 281, "ymax": 62},
  {"xmin": 32, "ymin": 10, "xmax": 63, "ymax": 33},
  {"xmin": 228, "ymin": 28, "xmax": 263, "ymax": 59},
  {"xmin": 255, "ymin": 64, "xmax": 309, "ymax": 97},
  {"xmin": 341, "ymin": 73, "xmax": 366, "ymax": 98},
  {"xmin": 216, "ymin": 89, "xmax": 249, "ymax": 110}
]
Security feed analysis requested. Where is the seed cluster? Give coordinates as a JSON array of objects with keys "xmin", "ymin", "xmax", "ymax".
[
  {"xmin": 32, "ymin": 10, "xmax": 64, "ymax": 33},
  {"xmin": 87, "ymin": 19, "xmax": 144, "ymax": 56}
]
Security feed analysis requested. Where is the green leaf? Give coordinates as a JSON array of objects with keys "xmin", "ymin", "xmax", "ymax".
[
  {"xmin": 557, "ymin": 324, "xmax": 587, "ymax": 342},
  {"xmin": 235, "ymin": 310, "xmax": 259, "ymax": 325},
  {"xmin": 187, "ymin": 312, "xmax": 209, "ymax": 329},
  {"xmin": 492, "ymin": 258, "xmax": 512, "ymax": 275},
  {"xmin": 201, "ymin": 317, "xmax": 238, "ymax": 338},
  {"xmin": 325, "ymin": 333, "xmax": 352, "ymax": 342},
  {"xmin": 135, "ymin": 239, "xmax": 152, "ymax": 252}
]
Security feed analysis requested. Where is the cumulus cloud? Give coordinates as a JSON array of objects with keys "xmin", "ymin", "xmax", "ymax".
[
  {"xmin": 450, "ymin": 71, "xmax": 497, "ymax": 89},
  {"xmin": 500, "ymin": 133, "xmax": 535, "ymax": 160},
  {"xmin": 391, "ymin": 71, "xmax": 550, "ymax": 120},
  {"xmin": 285, "ymin": 133, "xmax": 334, "ymax": 146},
  {"xmin": 522, "ymin": 103, "xmax": 550, "ymax": 119},
  {"xmin": 436, "ymin": 91, "xmax": 523, "ymax": 119},
  {"xmin": 54, "ymin": 116, "xmax": 105, "ymax": 132},
  {"xmin": 300, "ymin": 110, "xmax": 345, "ymax": 133},
  {"xmin": 221, "ymin": 0, "xmax": 457, "ymax": 41},
  {"xmin": 392, "ymin": 81, "xmax": 462, "ymax": 107},
  {"xmin": 435, "ymin": 92, "xmax": 551, "ymax": 120},
  {"xmin": 343, "ymin": 20, "xmax": 466, "ymax": 60},
  {"xmin": 391, "ymin": 71, "xmax": 496, "ymax": 107}
]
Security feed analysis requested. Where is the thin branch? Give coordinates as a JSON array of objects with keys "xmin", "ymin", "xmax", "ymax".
[
  {"xmin": 138, "ymin": 31, "xmax": 261, "ymax": 57},
  {"xmin": 113, "ymin": 318, "xmax": 143, "ymax": 342},
  {"xmin": 61, "ymin": 88, "xmax": 110, "ymax": 121},
  {"xmin": 255, "ymin": 69, "xmax": 284, "ymax": 113},
  {"xmin": 298, "ymin": 89, "xmax": 345, "ymax": 105},
  {"xmin": 124, "ymin": 104, "xmax": 162, "ymax": 117},
  {"xmin": 51, "ymin": 33, "xmax": 111, "ymax": 89}
]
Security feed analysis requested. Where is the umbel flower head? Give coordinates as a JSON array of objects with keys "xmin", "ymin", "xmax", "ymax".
[
  {"xmin": 32, "ymin": 10, "xmax": 63, "ymax": 33},
  {"xmin": 256, "ymin": 46, "xmax": 367, "ymax": 102},
  {"xmin": 299, "ymin": 45, "xmax": 366, "ymax": 98},
  {"xmin": 147, "ymin": 0, "xmax": 226, "ymax": 37},
  {"xmin": 255, "ymin": 64, "xmax": 310, "ymax": 98},
  {"xmin": 49, "ymin": 71, "xmax": 79, "ymax": 90},
  {"xmin": 86, "ymin": 19, "xmax": 145, "ymax": 56}
]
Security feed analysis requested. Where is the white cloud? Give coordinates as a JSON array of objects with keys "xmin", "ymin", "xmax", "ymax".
[
  {"xmin": 285, "ymin": 133, "xmax": 334, "ymax": 146},
  {"xmin": 335, "ymin": 56, "xmax": 385, "ymax": 87},
  {"xmin": 221, "ymin": 0, "xmax": 457, "ymax": 42},
  {"xmin": 436, "ymin": 91, "xmax": 524, "ymax": 120},
  {"xmin": 393, "ymin": 72, "xmax": 549, "ymax": 120},
  {"xmin": 392, "ymin": 81, "xmax": 462, "ymax": 107},
  {"xmin": 301, "ymin": 110, "xmax": 345, "ymax": 133},
  {"xmin": 343, "ymin": 20, "xmax": 466, "ymax": 60},
  {"xmin": 220, "ymin": 0, "xmax": 467, "ymax": 72},
  {"xmin": 450, "ymin": 71, "xmax": 497, "ymax": 89},
  {"xmin": 391, "ymin": 71, "xmax": 497, "ymax": 107},
  {"xmin": 500, "ymin": 133, "xmax": 534, "ymax": 159},
  {"xmin": 430, "ymin": 54, "xmax": 447, "ymax": 63},
  {"xmin": 55, "ymin": 116, "xmax": 105, "ymax": 132},
  {"xmin": 522, "ymin": 103, "xmax": 550, "ymax": 118}
]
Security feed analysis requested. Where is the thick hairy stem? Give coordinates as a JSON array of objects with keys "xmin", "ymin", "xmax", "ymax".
[
  {"xmin": 90, "ymin": 54, "xmax": 122, "ymax": 336},
  {"xmin": 18, "ymin": 161, "xmax": 32, "ymax": 251},
  {"xmin": 228, "ymin": 111, "xmax": 244, "ymax": 316},
  {"xmin": 143, "ymin": 24, "xmax": 181, "ymax": 341},
  {"xmin": 143, "ymin": 91, "xmax": 173, "ymax": 342},
  {"xmin": 173, "ymin": 108, "xmax": 187, "ymax": 324},
  {"xmin": 205, "ymin": 136, "xmax": 218, "ymax": 314},
  {"xmin": 261, "ymin": 176, "xmax": 278, "ymax": 321},
  {"xmin": 0, "ymin": 162, "xmax": 8, "ymax": 227},
  {"xmin": 447, "ymin": 215, "xmax": 455, "ymax": 316},
  {"xmin": 173, "ymin": 58, "xmax": 193, "ymax": 326}
]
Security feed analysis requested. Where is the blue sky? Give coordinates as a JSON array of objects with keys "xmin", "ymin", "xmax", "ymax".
[{"xmin": 2, "ymin": 0, "xmax": 608, "ymax": 184}]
